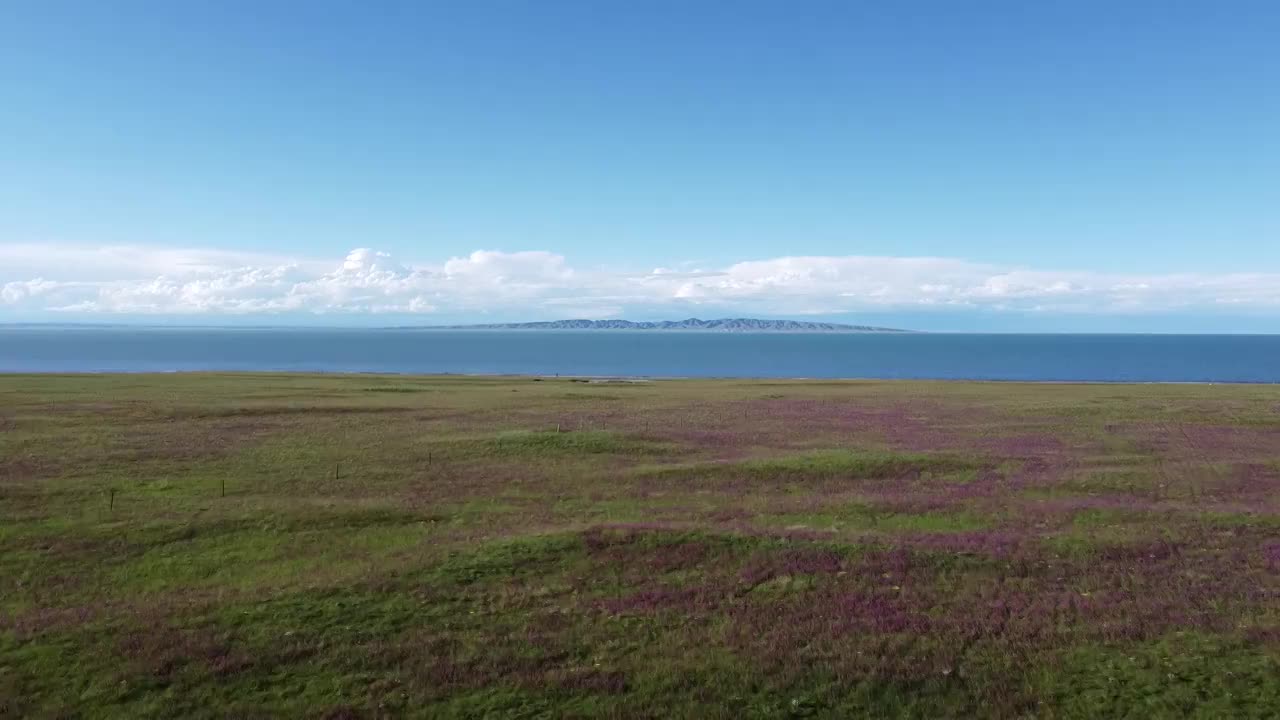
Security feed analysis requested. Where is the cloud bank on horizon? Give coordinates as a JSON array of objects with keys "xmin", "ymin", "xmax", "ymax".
[{"xmin": 2, "ymin": 243, "xmax": 1279, "ymax": 322}]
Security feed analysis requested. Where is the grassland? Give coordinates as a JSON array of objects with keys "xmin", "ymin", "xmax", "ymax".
[{"xmin": 2, "ymin": 374, "xmax": 1279, "ymax": 718}]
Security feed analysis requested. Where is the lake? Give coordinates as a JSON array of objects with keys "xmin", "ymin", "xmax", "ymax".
[{"xmin": 2, "ymin": 327, "xmax": 1279, "ymax": 382}]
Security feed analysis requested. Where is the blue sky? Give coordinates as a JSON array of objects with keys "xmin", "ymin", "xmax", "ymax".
[{"xmin": 2, "ymin": 1, "xmax": 1278, "ymax": 331}]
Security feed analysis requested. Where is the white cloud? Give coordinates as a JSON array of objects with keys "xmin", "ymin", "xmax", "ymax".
[
  {"xmin": 2, "ymin": 243, "xmax": 1279, "ymax": 319},
  {"xmin": 0, "ymin": 243, "xmax": 314, "ymax": 282},
  {"xmin": 443, "ymin": 250, "xmax": 572, "ymax": 283}
]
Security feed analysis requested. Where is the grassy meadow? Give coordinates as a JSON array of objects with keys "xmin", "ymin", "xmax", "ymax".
[{"xmin": 2, "ymin": 374, "xmax": 1280, "ymax": 718}]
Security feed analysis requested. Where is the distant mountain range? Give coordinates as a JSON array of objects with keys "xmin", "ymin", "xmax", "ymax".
[{"xmin": 404, "ymin": 318, "xmax": 908, "ymax": 333}]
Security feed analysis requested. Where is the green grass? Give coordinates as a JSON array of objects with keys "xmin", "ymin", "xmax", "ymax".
[
  {"xmin": 640, "ymin": 449, "xmax": 981, "ymax": 487},
  {"xmin": 738, "ymin": 450, "xmax": 980, "ymax": 478},
  {"xmin": 481, "ymin": 429, "xmax": 671, "ymax": 457},
  {"xmin": 2, "ymin": 373, "xmax": 1279, "ymax": 718},
  {"xmin": 762, "ymin": 504, "xmax": 989, "ymax": 533},
  {"xmin": 1042, "ymin": 635, "xmax": 1280, "ymax": 719}
]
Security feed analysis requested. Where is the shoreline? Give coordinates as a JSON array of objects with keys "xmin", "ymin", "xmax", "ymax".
[{"xmin": 0, "ymin": 369, "xmax": 1271, "ymax": 385}]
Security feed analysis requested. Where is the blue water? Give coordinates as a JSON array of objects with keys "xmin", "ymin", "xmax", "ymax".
[{"xmin": 1, "ymin": 327, "xmax": 1278, "ymax": 382}]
